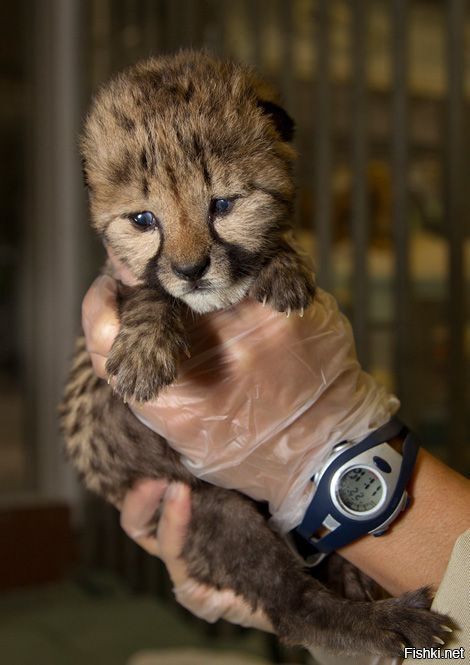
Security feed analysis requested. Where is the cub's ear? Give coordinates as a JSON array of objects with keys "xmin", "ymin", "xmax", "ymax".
[{"xmin": 257, "ymin": 99, "xmax": 295, "ymax": 142}]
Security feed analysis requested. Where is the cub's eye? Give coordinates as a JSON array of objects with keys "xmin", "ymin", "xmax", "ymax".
[
  {"xmin": 129, "ymin": 211, "xmax": 157, "ymax": 229},
  {"xmin": 210, "ymin": 198, "xmax": 234, "ymax": 218}
]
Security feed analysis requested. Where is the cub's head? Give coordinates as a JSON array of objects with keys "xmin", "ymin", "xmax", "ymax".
[{"xmin": 81, "ymin": 51, "xmax": 296, "ymax": 313}]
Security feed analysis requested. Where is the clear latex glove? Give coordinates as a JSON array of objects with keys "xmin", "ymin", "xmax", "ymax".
[
  {"xmin": 132, "ymin": 290, "xmax": 399, "ymax": 532},
  {"xmin": 120, "ymin": 479, "xmax": 273, "ymax": 631},
  {"xmin": 83, "ymin": 274, "xmax": 399, "ymax": 533}
]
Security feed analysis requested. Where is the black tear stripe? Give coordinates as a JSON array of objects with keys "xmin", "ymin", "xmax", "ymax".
[
  {"xmin": 226, "ymin": 243, "xmax": 264, "ymax": 282},
  {"xmin": 142, "ymin": 243, "xmax": 167, "ymax": 291},
  {"xmin": 209, "ymin": 223, "xmax": 266, "ymax": 282}
]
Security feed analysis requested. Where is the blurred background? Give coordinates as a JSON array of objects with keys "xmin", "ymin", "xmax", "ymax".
[{"xmin": 0, "ymin": 1, "xmax": 469, "ymax": 664}]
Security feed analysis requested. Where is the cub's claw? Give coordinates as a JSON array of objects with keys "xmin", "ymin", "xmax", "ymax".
[
  {"xmin": 249, "ymin": 245, "xmax": 316, "ymax": 314},
  {"xmin": 251, "ymin": 267, "xmax": 315, "ymax": 314}
]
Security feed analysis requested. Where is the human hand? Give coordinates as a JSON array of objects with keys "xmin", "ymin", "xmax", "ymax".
[
  {"xmin": 83, "ymin": 257, "xmax": 399, "ymax": 533},
  {"xmin": 120, "ymin": 479, "xmax": 273, "ymax": 631}
]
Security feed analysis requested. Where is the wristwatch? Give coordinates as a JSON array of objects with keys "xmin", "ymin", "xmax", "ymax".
[{"xmin": 292, "ymin": 417, "xmax": 419, "ymax": 565}]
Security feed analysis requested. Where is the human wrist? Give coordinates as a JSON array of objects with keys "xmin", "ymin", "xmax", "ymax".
[
  {"xmin": 338, "ymin": 449, "xmax": 470, "ymax": 596},
  {"xmin": 292, "ymin": 416, "xmax": 419, "ymax": 566}
]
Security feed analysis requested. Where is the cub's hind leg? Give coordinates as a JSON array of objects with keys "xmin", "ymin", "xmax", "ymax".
[
  {"xmin": 61, "ymin": 340, "xmax": 450, "ymax": 658},
  {"xmin": 185, "ymin": 486, "xmax": 450, "ymax": 657}
]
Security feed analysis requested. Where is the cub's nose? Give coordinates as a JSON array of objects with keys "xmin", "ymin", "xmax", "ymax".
[{"xmin": 172, "ymin": 256, "xmax": 211, "ymax": 281}]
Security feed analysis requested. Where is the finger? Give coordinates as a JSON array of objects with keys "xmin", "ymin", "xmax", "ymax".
[
  {"xmin": 82, "ymin": 275, "xmax": 120, "ymax": 357},
  {"xmin": 88, "ymin": 351, "xmax": 108, "ymax": 381},
  {"xmin": 221, "ymin": 592, "xmax": 274, "ymax": 632},
  {"xmin": 174, "ymin": 579, "xmax": 274, "ymax": 631},
  {"xmin": 157, "ymin": 482, "xmax": 192, "ymax": 586},
  {"xmin": 131, "ymin": 532, "xmax": 161, "ymax": 557},
  {"xmin": 105, "ymin": 244, "xmax": 141, "ymax": 286},
  {"xmin": 183, "ymin": 295, "xmax": 274, "ymax": 343},
  {"xmin": 120, "ymin": 478, "xmax": 169, "ymax": 545}
]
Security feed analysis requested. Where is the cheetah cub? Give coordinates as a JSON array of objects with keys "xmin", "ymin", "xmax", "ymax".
[{"xmin": 61, "ymin": 52, "xmax": 449, "ymax": 657}]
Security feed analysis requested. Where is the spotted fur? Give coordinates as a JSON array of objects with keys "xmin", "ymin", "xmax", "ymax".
[
  {"xmin": 61, "ymin": 52, "xmax": 449, "ymax": 656},
  {"xmin": 80, "ymin": 51, "xmax": 315, "ymax": 399}
]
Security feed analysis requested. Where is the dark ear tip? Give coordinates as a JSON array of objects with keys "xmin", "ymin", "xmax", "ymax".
[{"xmin": 257, "ymin": 99, "xmax": 295, "ymax": 142}]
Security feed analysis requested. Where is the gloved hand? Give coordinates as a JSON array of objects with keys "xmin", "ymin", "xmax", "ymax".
[
  {"xmin": 83, "ymin": 268, "xmax": 399, "ymax": 534},
  {"xmin": 120, "ymin": 478, "xmax": 273, "ymax": 631}
]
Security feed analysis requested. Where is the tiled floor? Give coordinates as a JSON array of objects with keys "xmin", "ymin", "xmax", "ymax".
[{"xmin": 0, "ymin": 573, "xmax": 271, "ymax": 665}]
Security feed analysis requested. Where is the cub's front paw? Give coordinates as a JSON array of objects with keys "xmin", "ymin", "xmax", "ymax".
[
  {"xmin": 105, "ymin": 329, "xmax": 187, "ymax": 402},
  {"xmin": 250, "ymin": 261, "xmax": 316, "ymax": 314}
]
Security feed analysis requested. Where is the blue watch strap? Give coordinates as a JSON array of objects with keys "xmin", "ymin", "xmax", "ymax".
[{"xmin": 293, "ymin": 417, "xmax": 419, "ymax": 555}]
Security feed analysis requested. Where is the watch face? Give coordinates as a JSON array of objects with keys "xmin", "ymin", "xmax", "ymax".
[{"xmin": 337, "ymin": 466, "xmax": 383, "ymax": 513}]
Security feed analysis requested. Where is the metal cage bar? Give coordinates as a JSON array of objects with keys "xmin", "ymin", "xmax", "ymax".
[
  {"xmin": 446, "ymin": 0, "xmax": 467, "ymax": 464},
  {"xmin": 26, "ymin": 0, "xmax": 85, "ymax": 502},
  {"xmin": 351, "ymin": 0, "xmax": 370, "ymax": 368},
  {"xmin": 245, "ymin": 0, "xmax": 263, "ymax": 67},
  {"xmin": 314, "ymin": 0, "xmax": 332, "ymax": 291},
  {"xmin": 391, "ymin": 0, "xmax": 410, "ymax": 414},
  {"xmin": 27, "ymin": 5, "xmax": 468, "ymax": 663},
  {"xmin": 279, "ymin": 0, "xmax": 295, "ymax": 109}
]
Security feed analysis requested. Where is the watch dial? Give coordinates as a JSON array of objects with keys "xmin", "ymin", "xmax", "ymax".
[{"xmin": 337, "ymin": 467, "xmax": 383, "ymax": 513}]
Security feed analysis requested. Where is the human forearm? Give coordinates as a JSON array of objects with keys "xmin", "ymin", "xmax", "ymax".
[
  {"xmin": 339, "ymin": 449, "xmax": 470, "ymax": 596},
  {"xmin": 81, "ymin": 272, "xmax": 469, "ymax": 602}
]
